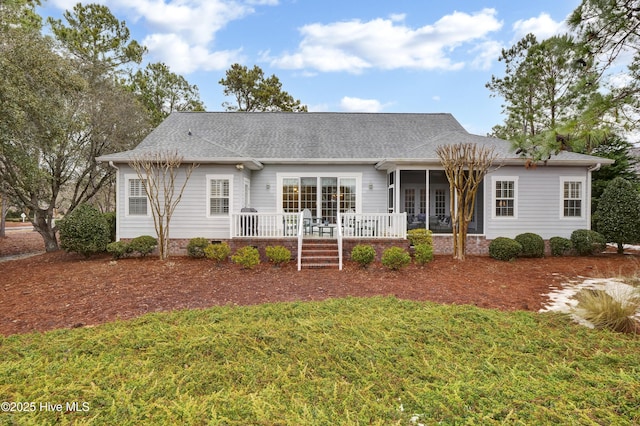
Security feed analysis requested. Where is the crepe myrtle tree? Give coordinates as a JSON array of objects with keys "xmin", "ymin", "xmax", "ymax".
[
  {"xmin": 128, "ymin": 150, "xmax": 198, "ymax": 260},
  {"xmin": 436, "ymin": 143, "xmax": 498, "ymax": 260}
]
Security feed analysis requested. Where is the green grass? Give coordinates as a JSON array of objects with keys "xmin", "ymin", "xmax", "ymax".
[{"xmin": 1, "ymin": 297, "xmax": 639, "ymax": 425}]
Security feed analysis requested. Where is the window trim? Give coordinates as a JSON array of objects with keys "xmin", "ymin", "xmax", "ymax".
[
  {"xmin": 559, "ymin": 176, "xmax": 586, "ymax": 219},
  {"xmin": 206, "ymin": 174, "xmax": 233, "ymax": 218},
  {"xmin": 491, "ymin": 176, "xmax": 518, "ymax": 219},
  {"xmin": 125, "ymin": 174, "xmax": 150, "ymax": 217}
]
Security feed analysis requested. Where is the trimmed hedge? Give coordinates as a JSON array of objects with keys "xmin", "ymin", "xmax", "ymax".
[
  {"xmin": 232, "ymin": 246, "xmax": 261, "ymax": 269},
  {"xmin": 381, "ymin": 247, "xmax": 411, "ymax": 270},
  {"xmin": 59, "ymin": 204, "xmax": 111, "ymax": 257},
  {"xmin": 514, "ymin": 232, "xmax": 545, "ymax": 258},
  {"xmin": 266, "ymin": 245, "xmax": 292, "ymax": 266},
  {"xmin": 489, "ymin": 237, "xmax": 522, "ymax": 261},
  {"xmin": 413, "ymin": 243, "xmax": 434, "ymax": 265},
  {"xmin": 351, "ymin": 244, "xmax": 376, "ymax": 268},
  {"xmin": 128, "ymin": 235, "xmax": 157, "ymax": 257},
  {"xmin": 407, "ymin": 228, "xmax": 433, "ymax": 247},
  {"xmin": 550, "ymin": 237, "xmax": 573, "ymax": 257},
  {"xmin": 204, "ymin": 242, "xmax": 231, "ymax": 264},
  {"xmin": 187, "ymin": 237, "xmax": 210, "ymax": 258},
  {"xmin": 570, "ymin": 229, "xmax": 606, "ymax": 256}
]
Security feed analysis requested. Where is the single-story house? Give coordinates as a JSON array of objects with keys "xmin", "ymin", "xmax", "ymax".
[{"xmin": 97, "ymin": 112, "xmax": 612, "ymax": 268}]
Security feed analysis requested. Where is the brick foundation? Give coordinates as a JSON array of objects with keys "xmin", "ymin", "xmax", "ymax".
[{"xmin": 130, "ymin": 236, "xmax": 557, "ymax": 258}]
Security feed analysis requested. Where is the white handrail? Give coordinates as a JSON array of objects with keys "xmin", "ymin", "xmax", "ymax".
[
  {"xmin": 297, "ymin": 211, "xmax": 304, "ymax": 271},
  {"xmin": 336, "ymin": 210, "xmax": 343, "ymax": 270}
]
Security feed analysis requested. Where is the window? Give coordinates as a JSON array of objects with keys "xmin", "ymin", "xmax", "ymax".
[
  {"xmin": 209, "ymin": 178, "xmax": 230, "ymax": 216},
  {"xmin": 278, "ymin": 174, "xmax": 360, "ymax": 221},
  {"xmin": 561, "ymin": 178, "xmax": 584, "ymax": 218},
  {"xmin": 435, "ymin": 189, "xmax": 446, "ymax": 217},
  {"xmin": 404, "ymin": 188, "xmax": 415, "ymax": 215},
  {"xmin": 493, "ymin": 177, "xmax": 517, "ymax": 218},
  {"xmin": 128, "ymin": 178, "xmax": 148, "ymax": 216}
]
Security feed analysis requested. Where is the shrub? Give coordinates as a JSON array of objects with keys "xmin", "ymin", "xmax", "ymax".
[
  {"xmin": 106, "ymin": 241, "xmax": 131, "ymax": 259},
  {"xmin": 514, "ymin": 232, "xmax": 545, "ymax": 258},
  {"xmin": 488, "ymin": 237, "xmax": 522, "ymax": 261},
  {"xmin": 103, "ymin": 212, "xmax": 117, "ymax": 242},
  {"xmin": 381, "ymin": 247, "xmax": 411, "ymax": 270},
  {"xmin": 574, "ymin": 288, "xmax": 640, "ymax": 334},
  {"xmin": 407, "ymin": 228, "xmax": 433, "ymax": 247},
  {"xmin": 413, "ymin": 243, "xmax": 434, "ymax": 265},
  {"xmin": 129, "ymin": 235, "xmax": 158, "ymax": 257},
  {"xmin": 232, "ymin": 246, "xmax": 260, "ymax": 269},
  {"xmin": 266, "ymin": 245, "xmax": 292, "ymax": 266},
  {"xmin": 59, "ymin": 204, "xmax": 111, "ymax": 257},
  {"xmin": 351, "ymin": 244, "xmax": 376, "ymax": 268},
  {"xmin": 187, "ymin": 237, "xmax": 210, "ymax": 258},
  {"xmin": 595, "ymin": 177, "xmax": 640, "ymax": 254},
  {"xmin": 204, "ymin": 242, "xmax": 231, "ymax": 264},
  {"xmin": 550, "ymin": 237, "xmax": 573, "ymax": 257},
  {"xmin": 570, "ymin": 229, "xmax": 606, "ymax": 256}
]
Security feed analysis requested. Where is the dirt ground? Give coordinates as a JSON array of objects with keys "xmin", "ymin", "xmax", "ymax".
[{"xmin": 1, "ymin": 226, "xmax": 639, "ymax": 336}]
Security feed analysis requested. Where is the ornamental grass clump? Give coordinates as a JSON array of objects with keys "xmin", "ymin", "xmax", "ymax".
[
  {"xmin": 232, "ymin": 246, "xmax": 260, "ymax": 269},
  {"xmin": 351, "ymin": 244, "xmax": 376, "ymax": 268},
  {"xmin": 204, "ymin": 242, "xmax": 231, "ymax": 264},
  {"xmin": 574, "ymin": 288, "xmax": 640, "ymax": 334},
  {"xmin": 381, "ymin": 247, "xmax": 411, "ymax": 270},
  {"xmin": 265, "ymin": 245, "xmax": 291, "ymax": 267},
  {"xmin": 488, "ymin": 237, "xmax": 522, "ymax": 261}
]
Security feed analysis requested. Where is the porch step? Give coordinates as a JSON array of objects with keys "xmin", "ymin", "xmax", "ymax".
[{"xmin": 300, "ymin": 240, "xmax": 340, "ymax": 270}]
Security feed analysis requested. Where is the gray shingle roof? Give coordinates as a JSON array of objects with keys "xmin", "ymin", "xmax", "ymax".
[{"xmin": 97, "ymin": 112, "xmax": 612, "ymax": 167}]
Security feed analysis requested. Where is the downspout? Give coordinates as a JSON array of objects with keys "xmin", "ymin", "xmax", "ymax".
[
  {"xmin": 586, "ymin": 163, "xmax": 601, "ymax": 230},
  {"xmin": 109, "ymin": 161, "xmax": 120, "ymax": 241}
]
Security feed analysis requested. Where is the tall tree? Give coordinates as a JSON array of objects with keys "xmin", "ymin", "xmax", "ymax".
[
  {"xmin": 568, "ymin": 0, "xmax": 640, "ymax": 138},
  {"xmin": 219, "ymin": 64, "xmax": 307, "ymax": 112},
  {"xmin": 48, "ymin": 2, "xmax": 146, "ymax": 80},
  {"xmin": 128, "ymin": 62, "xmax": 206, "ymax": 127},
  {"xmin": 487, "ymin": 34, "xmax": 599, "ymax": 161},
  {"xmin": 436, "ymin": 143, "xmax": 497, "ymax": 261},
  {"xmin": 0, "ymin": 3, "xmax": 150, "ymax": 251}
]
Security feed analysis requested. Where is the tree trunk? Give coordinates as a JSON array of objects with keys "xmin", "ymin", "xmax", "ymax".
[
  {"xmin": 617, "ymin": 242, "xmax": 624, "ymax": 254},
  {"xmin": 0, "ymin": 195, "xmax": 6, "ymax": 238},
  {"xmin": 33, "ymin": 209, "xmax": 59, "ymax": 252}
]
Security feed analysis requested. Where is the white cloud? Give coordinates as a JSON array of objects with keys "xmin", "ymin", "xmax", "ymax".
[
  {"xmin": 470, "ymin": 40, "xmax": 504, "ymax": 70},
  {"xmin": 432, "ymin": 95, "xmax": 441, "ymax": 102},
  {"xmin": 512, "ymin": 12, "xmax": 565, "ymax": 42},
  {"xmin": 339, "ymin": 97, "xmax": 385, "ymax": 112},
  {"xmin": 48, "ymin": 0, "xmax": 272, "ymax": 74},
  {"xmin": 269, "ymin": 9, "xmax": 503, "ymax": 73},
  {"xmin": 144, "ymin": 33, "xmax": 245, "ymax": 73}
]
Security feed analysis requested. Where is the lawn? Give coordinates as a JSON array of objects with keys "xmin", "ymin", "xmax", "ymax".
[{"xmin": 1, "ymin": 296, "xmax": 639, "ymax": 425}]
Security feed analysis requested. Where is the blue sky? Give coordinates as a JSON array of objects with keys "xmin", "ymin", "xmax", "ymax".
[{"xmin": 39, "ymin": 0, "xmax": 580, "ymax": 136}]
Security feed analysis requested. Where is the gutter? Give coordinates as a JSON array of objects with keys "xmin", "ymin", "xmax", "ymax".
[{"xmin": 588, "ymin": 163, "xmax": 602, "ymax": 172}]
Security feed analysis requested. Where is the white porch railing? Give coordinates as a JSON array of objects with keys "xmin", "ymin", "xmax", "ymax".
[
  {"xmin": 336, "ymin": 211, "xmax": 343, "ymax": 270},
  {"xmin": 340, "ymin": 213, "xmax": 407, "ymax": 239},
  {"xmin": 297, "ymin": 211, "xmax": 304, "ymax": 271},
  {"xmin": 231, "ymin": 212, "xmax": 300, "ymax": 238},
  {"xmin": 230, "ymin": 212, "xmax": 407, "ymax": 239}
]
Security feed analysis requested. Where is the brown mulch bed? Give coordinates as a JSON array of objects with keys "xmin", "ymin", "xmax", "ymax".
[{"xmin": 1, "ymin": 229, "xmax": 639, "ymax": 336}]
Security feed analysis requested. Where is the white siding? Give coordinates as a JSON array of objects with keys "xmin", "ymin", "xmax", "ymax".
[
  {"xmin": 484, "ymin": 166, "xmax": 590, "ymax": 239},
  {"xmin": 117, "ymin": 164, "xmax": 246, "ymax": 240},
  {"xmin": 117, "ymin": 163, "xmax": 387, "ymax": 240}
]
